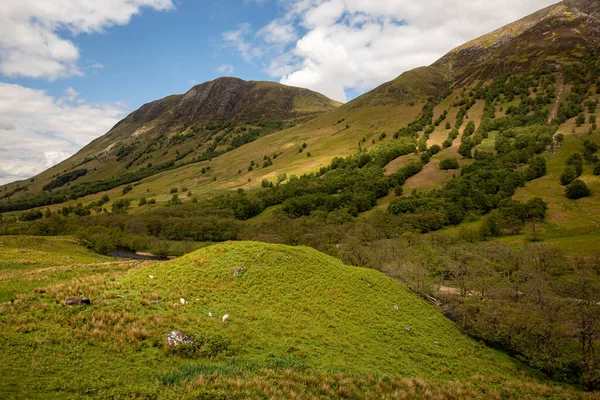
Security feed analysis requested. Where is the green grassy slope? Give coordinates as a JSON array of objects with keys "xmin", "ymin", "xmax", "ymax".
[{"xmin": 0, "ymin": 240, "xmax": 589, "ymax": 398}]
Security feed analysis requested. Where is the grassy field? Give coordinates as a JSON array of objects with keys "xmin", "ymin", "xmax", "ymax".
[
  {"xmin": 0, "ymin": 239, "xmax": 593, "ymax": 398},
  {"xmin": 0, "ymin": 236, "xmax": 133, "ymax": 303}
]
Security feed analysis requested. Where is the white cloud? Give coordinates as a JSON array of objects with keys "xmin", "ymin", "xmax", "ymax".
[
  {"xmin": 0, "ymin": 0, "xmax": 174, "ymax": 81},
  {"xmin": 0, "ymin": 83, "xmax": 127, "ymax": 184},
  {"xmin": 222, "ymin": 23, "xmax": 264, "ymax": 63},
  {"xmin": 225, "ymin": 0, "xmax": 561, "ymax": 102},
  {"xmin": 217, "ymin": 64, "xmax": 235, "ymax": 75}
]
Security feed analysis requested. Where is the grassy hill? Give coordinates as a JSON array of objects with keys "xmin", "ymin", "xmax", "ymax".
[{"xmin": 0, "ymin": 240, "xmax": 592, "ymax": 398}]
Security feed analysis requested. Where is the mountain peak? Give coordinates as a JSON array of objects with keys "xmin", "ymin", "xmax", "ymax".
[{"xmin": 434, "ymin": 0, "xmax": 600, "ymax": 83}]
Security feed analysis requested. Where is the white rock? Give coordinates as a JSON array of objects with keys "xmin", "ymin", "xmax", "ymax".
[
  {"xmin": 208, "ymin": 312, "xmax": 213, "ymax": 317},
  {"xmin": 180, "ymin": 298, "xmax": 186, "ymax": 305},
  {"xmin": 149, "ymin": 275, "xmax": 154, "ymax": 279},
  {"xmin": 222, "ymin": 314, "xmax": 229, "ymax": 323}
]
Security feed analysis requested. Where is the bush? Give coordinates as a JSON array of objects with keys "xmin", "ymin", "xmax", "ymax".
[
  {"xmin": 565, "ymin": 179, "xmax": 590, "ymax": 199},
  {"xmin": 122, "ymin": 184, "xmax": 133, "ymax": 195},
  {"xmin": 138, "ymin": 198, "xmax": 147, "ymax": 207},
  {"xmin": 594, "ymin": 163, "xmax": 600, "ymax": 176},
  {"xmin": 170, "ymin": 188, "xmax": 178, "ymax": 194},
  {"xmin": 171, "ymin": 333, "xmax": 232, "ymax": 359},
  {"xmin": 439, "ymin": 158, "xmax": 459, "ymax": 170},
  {"xmin": 524, "ymin": 156, "xmax": 547, "ymax": 181},
  {"xmin": 20, "ymin": 209, "xmax": 43, "ymax": 222},
  {"xmin": 560, "ymin": 166, "xmax": 579, "ymax": 186},
  {"xmin": 112, "ymin": 199, "xmax": 131, "ymax": 213}
]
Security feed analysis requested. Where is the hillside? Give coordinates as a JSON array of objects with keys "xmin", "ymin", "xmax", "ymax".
[
  {"xmin": 0, "ymin": 78, "xmax": 340, "ymax": 204},
  {"xmin": 435, "ymin": 0, "xmax": 600, "ymax": 84},
  {"xmin": 0, "ymin": 240, "xmax": 589, "ymax": 398},
  {"xmin": 3, "ymin": 0, "xmax": 600, "ymax": 217}
]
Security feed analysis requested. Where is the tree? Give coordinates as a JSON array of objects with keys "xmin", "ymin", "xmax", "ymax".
[
  {"xmin": 169, "ymin": 194, "xmax": 182, "ymax": 206},
  {"xmin": 525, "ymin": 197, "xmax": 548, "ymax": 221},
  {"xmin": 20, "ymin": 209, "xmax": 43, "ymax": 222},
  {"xmin": 439, "ymin": 158, "xmax": 459, "ymax": 170},
  {"xmin": 524, "ymin": 156, "xmax": 547, "ymax": 181},
  {"xmin": 566, "ymin": 179, "xmax": 591, "ymax": 199},
  {"xmin": 112, "ymin": 199, "xmax": 131, "ymax": 214},
  {"xmin": 560, "ymin": 166, "xmax": 580, "ymax": 186}
]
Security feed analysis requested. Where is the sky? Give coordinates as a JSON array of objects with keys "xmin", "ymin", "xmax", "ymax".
[{"xmin": 0, "ymin": 0, "xmax": 561, "ymax": 185}]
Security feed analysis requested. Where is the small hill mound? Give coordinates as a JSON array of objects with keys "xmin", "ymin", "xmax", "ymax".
[
  {"xmin": 0, "ymin": 241, "xmax": 589, "ymax": 398},
  {"xmin": 121, "ymin": 242, "xmax": 522, "ymax": 378}
]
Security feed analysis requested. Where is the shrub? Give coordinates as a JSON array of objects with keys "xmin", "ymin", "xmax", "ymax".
[
  {"xmin": 439, "ymin": 158, "xmax": 459, "ymax": 170},
  {"xmin": 524, "ymin": 156, "xmax": 547, "ymax": 181},
  {"xmin": 122, "ymin": 184, "xmax": 133, "ymax": 195},
  {"xmin": 594, "ymin": 163, "xmax": 600, "ymax": 176},
  {"xmin": 20, "ymin": 209, "xmax": 43, "ymax": 222},
  {"xmin": 560, "ymin": 166, "xmax": 579, "ymax": 186},
  {"xmin": 171, "ymin": 333, "xmax": 232, "ymax": 359},
  {"xmin": 565, "ymin": 179, "xmax": 590, "ymax": 199},
  {"xmin": 170, "ymin": 188, "xmax": 178, "ymax": 194},
  {"xmin": 139, "ymin": 198, "xmax": 147, "ymax": 207},
  {"xmin": 170, "ymin": 194, "xmax": 182, "ymax": 206},
  {"xmin": 112, "ymin": 199, "xmax": 131, "ymax": 213}
]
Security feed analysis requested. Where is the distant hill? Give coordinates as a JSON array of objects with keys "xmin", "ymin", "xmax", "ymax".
[{"xmin": 0, "ymin": 78, "xmax": 340, "ymax": 206}]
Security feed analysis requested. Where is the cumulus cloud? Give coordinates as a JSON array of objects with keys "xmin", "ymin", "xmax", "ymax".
[
  {"xmin": 224, "ymin": 0, "xmax": 560, "ymax": 101},
  {"xmin": 0, "ymin": 0, "xmax": 174, "ymax": 80},
  {"xmin": 0, "ymin": 83, "xmax": 127, "ymax": 184}
]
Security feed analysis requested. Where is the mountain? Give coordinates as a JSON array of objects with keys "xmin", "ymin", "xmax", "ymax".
[
  {"xmin": 1, "ymin": 0, "xmax": 599, "ymax": 218},
  {"xmin": 0, "ymin": 78, "xmax": 340, "ymax": 203},
  {"xmin": 435, "ymin": 0, "xmax": 600, "ymax": 83}
]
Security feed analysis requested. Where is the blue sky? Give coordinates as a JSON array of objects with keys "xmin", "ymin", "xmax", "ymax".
[
  {"xmin": 0, "ymin": 0, "xmax": 559, "ymax": 184},
  {"xmin": 4, "ymin": 1, "xmax": 279, "ymax": 107}
]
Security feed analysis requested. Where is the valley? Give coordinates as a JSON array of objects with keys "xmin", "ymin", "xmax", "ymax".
[{"xmin": 1, "ymin": 0, "xmax": 600, "ymax": 397}]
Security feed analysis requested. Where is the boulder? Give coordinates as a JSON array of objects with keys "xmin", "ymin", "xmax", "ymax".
[
  {"xmin": 65, "ymin": 297, "xmax": 91, "ymax": 306},
  {"xmin": 166, "ymin": 330, "xmax": 194, "ymax": 347}
]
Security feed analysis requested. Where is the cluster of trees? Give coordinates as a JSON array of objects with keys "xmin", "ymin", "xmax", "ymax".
[{"xmin": 43, "ymin": 169, "xmax": 88, "ymax": 191}]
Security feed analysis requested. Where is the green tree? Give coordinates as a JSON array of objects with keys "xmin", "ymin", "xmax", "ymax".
[
  {"xmin": 439, "ymin": 158, "xmax": 459, "ymax": 170},
  {"xmin": 566, "ymin": 179, "xmax": 591, "ymax": 199},
  {"xmin": 524, "ymin": 156, "xmax": 547, "ymax": 181},
  {"xmin": 560, "ymin": 166, "xmax": 580, "ymax": 186},
  {"xmin": 112, "ymin": 199, "xmax": 131, "ymax": 213}
]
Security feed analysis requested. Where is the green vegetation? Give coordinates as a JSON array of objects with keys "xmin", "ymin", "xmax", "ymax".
[
  {"xmin": 566, "ymin": 179, "xmax": 591, "ymax": 199},
  {"xmin": 43, "ymin": 169, "xmax": 88, "ymax": 191},
  {"xmin": 0, "ymin": 240, "xmax": 593, "ymax": 398},
  {"xmin": 439, "ymin": 157, "xmax": 459, "ymax": 170},
  {"xmin": 2, "ymin": 5, "xmax": 600, "ymax": 396}
]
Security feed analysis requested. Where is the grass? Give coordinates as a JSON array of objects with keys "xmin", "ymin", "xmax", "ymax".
[
  {"xmin": 0, "ymin": 236, "xmax": 132, "ymax": 303},
  {"xmin": 0, "ymin": 240, "xmax": 593, "ymax": 398}
]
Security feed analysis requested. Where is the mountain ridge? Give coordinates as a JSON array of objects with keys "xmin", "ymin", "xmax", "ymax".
[{"xmin": 1, "ymin": 0, "xmax": 600, "ymax": 213}]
